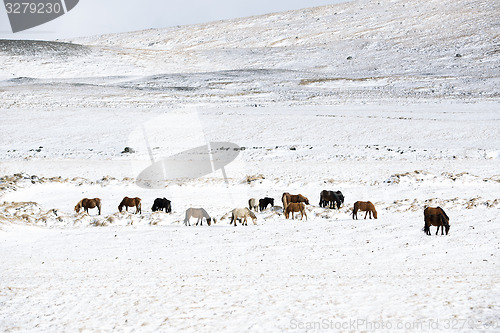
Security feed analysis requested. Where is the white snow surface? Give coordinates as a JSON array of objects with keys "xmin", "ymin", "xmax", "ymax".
[{"xmin": 0, "ymin": 0, "xmax": 499, "ymax": 331}]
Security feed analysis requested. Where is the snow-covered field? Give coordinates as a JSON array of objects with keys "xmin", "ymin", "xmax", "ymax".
[{"xmin": 1, "ymin": 0, "xmax": 499, "ymax": 331}]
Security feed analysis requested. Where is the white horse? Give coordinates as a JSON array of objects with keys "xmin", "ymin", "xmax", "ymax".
[
  {"xmin": 248, "ymin": 198, "xmax": 258, "ymax": 211},
  {"xmin": 184, "ymin": 208, "xmax": 215, "ymax": 226},
  {"xmin": 230, "ymin": 207, "xmax": 257, "ymax": 226}
]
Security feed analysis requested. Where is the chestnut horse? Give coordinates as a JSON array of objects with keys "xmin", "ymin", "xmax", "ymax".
[
  {"xmin": 75, "ymin": 198, "xmax": 101, "ymax": 215},
  {"xmin": 285, "ymin": 202, "xmax": 307, "ymax": 220},
  {"xmin": 282, "ymin": 192, "xmax": 309, "ymax": 210},
  {"xmin": 118, "ymin": 197, "xmax": 142, "ymax": 214},
  {"xmin": 352, "ymin": 201, "xmax": 377, "ymax": 219},
  {"xmin": 423, "ymin": 206, "xmax": 450, "ymax": 235}
]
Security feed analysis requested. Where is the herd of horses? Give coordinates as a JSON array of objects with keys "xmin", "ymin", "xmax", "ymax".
[{"xmin": 74, "ymin": 191, "xmax": 450, "ymax": 235}]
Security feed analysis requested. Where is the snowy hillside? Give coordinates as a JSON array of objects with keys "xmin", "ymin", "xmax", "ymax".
[
  {"xmin": 0, "ymin": 0, "xmax": 499, "ymax": 331},
  {"xmin": 0, "ymin": 0, "xmax": 499, "ymax": 108}
]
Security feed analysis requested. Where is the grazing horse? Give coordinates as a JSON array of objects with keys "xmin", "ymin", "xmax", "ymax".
[
  {"xmin": 352, "ymin": 201, "xmax": 377, "ymax": 219},
  {"xmin": 152, "ymin": 198, "xmax": 172, "ymax": 213},
  {"xmin": 285, "ymin": 202, "xmax": 307, "ymax": 220},
  {"xmin": 259, "ymin": 197, "xmax": 274, "ymax": 211},
  {"xmin": 423, "ymin": 206, "xmax": 450, "ymax": 235},
  {"xmin": 118, "ymin": 197, "xmax": 142, "ymax": 214},
  {"xmin": 319, "ymin": 190, "xmax": 344, "ymax": 209},
  {"xmin": 230, "ymin": 207, "xmax": 257, "ymax": 226},
  {"xmin": 184, "ymin": 208, "xmax": 215, "ymax": 226},
  {"xmin": 74, "ymin": 198, "xmax": 101, "ymax": 215},
  {"xmin": 248, "ymin": 198, "xmax": 258, "ymax": 211},
  {"xmin": 282, "ymin": 192, "xmax": 309, "ymax": 211}
]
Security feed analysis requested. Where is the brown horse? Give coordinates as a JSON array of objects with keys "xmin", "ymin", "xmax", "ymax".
[
  {"xmin": 424, "ymin": 206, "xmax": 450, "ymax": 235},
  {"xmin": 285, "ymin": 202, "xmax": 307, "ymax": 220},
  {"xmin": 352, "ymin": 201, "xmax": 377, "ymax": 219},
  {"xmin": 282, "ymin": 192, "xmax": 309, "ymax": 210},
  {"xmin": 118, "ymin": 197, "xmax": 142, "ymax": 214},
  {"xmin": 75, "ymin": 198, "xmax": 101, "ymax": 215}
]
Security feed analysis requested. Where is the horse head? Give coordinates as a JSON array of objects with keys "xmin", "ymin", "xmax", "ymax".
[
  {"xmin": 301, "ymin": 195, "xmax": 310, "ymax": 205},
  {"xmin": 437, "ymin": 207, "xmax": 450, "ymax": 234}
]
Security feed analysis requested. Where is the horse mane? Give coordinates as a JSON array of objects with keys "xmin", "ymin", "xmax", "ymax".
[
  {"xmin": 437, "ymin": 206, "xmax": 449, "ymax": 222},
  {"xmin": 200, "ymin": 208, "xmax": 211, "ymax": 219}
]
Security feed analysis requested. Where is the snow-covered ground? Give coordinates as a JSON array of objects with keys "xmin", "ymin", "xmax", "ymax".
[{"xmin": 1, "ymin": 0, "xmax": 499, "ymax": 331}]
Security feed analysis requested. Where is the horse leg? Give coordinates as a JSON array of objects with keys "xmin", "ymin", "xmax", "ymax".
[{"xmin": 364, "ymin": 211, "xmax": 368, "ymax": 219}]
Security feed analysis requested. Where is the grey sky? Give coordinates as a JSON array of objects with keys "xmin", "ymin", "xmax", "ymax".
[{"xmin": 0, "ymin": 0, "xmax": 351, "ymax": 40}]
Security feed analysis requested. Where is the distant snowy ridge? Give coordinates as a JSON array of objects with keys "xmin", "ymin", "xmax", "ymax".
[{"xmin": 0, "ymin": 0, "xmax": 498, "ymax": 82}]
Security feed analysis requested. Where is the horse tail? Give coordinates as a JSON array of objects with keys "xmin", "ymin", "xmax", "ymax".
[
  {"xmin": 352, "ymin": 202, "xmax": 357, "ymax": 219},
  {"xmin": 282, "ymin": 193, "xmax": 288, "ymax": 210},
  {"xmin": 137, "ymin": 199, "xmax": 142, "ymax": 214},
  {"xmin": 423, "ymin": 213, "xmax": 430, "ymax": 234},
  {"xmin": 184, "ymin": 209, "xmax": 190, "ymax": 225}
]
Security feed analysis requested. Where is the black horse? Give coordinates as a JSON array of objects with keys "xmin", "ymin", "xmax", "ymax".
[
  {"xmin": 319, "ymin": 190, "xmax": 344, "ymax": 209},
  {"xmin": 259, "ymin": 197, "xmax": 274, "ymax": 211},
  {"xmin": 152, "ymin": 198, "xmax": 172, "ymax": 213}
]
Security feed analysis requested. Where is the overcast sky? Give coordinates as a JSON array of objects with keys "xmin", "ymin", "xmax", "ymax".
[{"xmin": 0, "ymin": 0, "xmax": 351, "ymax": 40}]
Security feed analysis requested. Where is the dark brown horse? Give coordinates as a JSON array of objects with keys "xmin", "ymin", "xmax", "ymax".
[
  {"xmin": 424, "ymin": 206, "xmax": 450, "ymax": 235},
  {"xmin": 352, "ymin": 201, "xmax": 377, "ymax": 219},
  {"xmin": 152, "ymin": 198, "xmax": 171, "ymax": 213},
  {"xmin": 282, "ymin": 192, "xmax": 309, "ymax": 210},
  {"xmin": 284, "ymin": 202, "xmax": 307, "ymax": 220},
  {"xmin": 118, "ymin": 197, "xmax": 142, "ymax": 214},
  {"xmin": 75, "ymin": 198, "xmax": 101, "ymax": 215},
  {"xmin": 319, "ymin": 190, "xmax": 344, "ymax": 209},
  {"xmin": 259, "ymin": 197, "xmax": 274, "ymax": 211}
]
